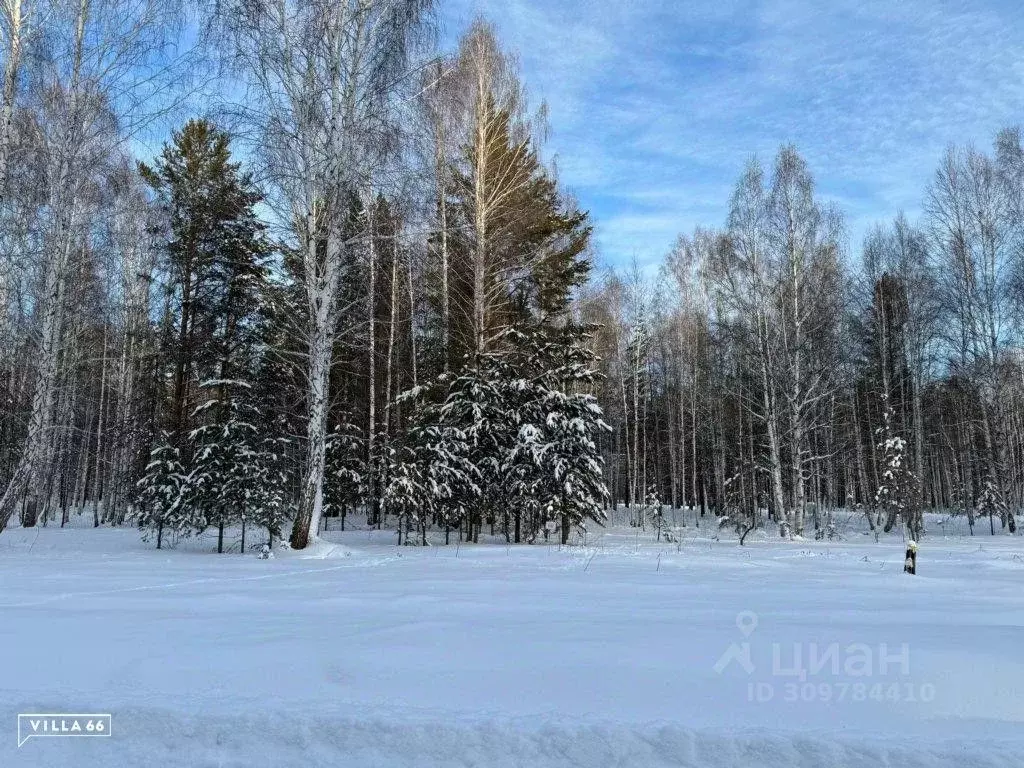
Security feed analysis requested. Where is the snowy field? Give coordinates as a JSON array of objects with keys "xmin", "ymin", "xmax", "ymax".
[{"xmin": 3, "ymin": 514, "xmax": 1024, "ymax": 767}]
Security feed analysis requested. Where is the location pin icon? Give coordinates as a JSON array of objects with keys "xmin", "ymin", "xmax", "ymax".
[{"xmin": 736, "ymin": 610, "xmax": 758, "ymax": 637}]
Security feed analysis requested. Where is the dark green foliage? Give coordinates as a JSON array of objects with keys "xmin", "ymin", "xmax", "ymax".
[{"xmin": 140, "ymin": 119, "xmax": 269, "ymax": 447}]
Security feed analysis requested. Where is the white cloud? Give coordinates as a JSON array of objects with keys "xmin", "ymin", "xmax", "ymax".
[{"xmin": 440, "ymin": 0, "xmax": 1024, "ymax": 265}]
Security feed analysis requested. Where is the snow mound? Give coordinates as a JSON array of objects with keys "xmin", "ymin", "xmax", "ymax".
[
  {"xmin": 288, "ymin": 538, "xmax": 355, "ymax": 559},
  {"xmin": 8, "ymin": 711, "xmax": 1021, "ymax": 768}
]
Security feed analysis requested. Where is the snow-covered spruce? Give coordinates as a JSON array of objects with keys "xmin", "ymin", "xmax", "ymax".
[
  {"xmin": 136, "ymin": 381, "xmax": 290, "ymax": 553},
  {"xmin": 394, "ymin": 326, "xmax": 610, "ymax": 545},
  {"xmin": 874, "ymin": 403, "xmax": 922, "ymax": 540},
  {"xmin": 134, "ymin": 434, "xmax": 187, "ymax": 550}
]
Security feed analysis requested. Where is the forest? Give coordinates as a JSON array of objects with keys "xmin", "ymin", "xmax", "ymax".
[{"xmin": 1, "ymin": 0, "xmax": 1023, "ymax": 552}]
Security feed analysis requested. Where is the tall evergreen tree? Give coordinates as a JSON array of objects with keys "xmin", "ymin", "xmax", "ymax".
[
  {"xmin": 140, "ymin": 119, "xmax": 268, "ymax": 448},
  {"xmin": 137, "ymin": 120, "xmax": 272, "ymax": 549},
  {"xmin": 874, "ymin": 404, "xmax": 921, "ymax": 540},
  {"xmin": 503, "ymin": 326, "xmax": 611, "ymax": 544},
  {"xmin": 441, "ymin": 21, "xmax": 592, "ymax": 370}
]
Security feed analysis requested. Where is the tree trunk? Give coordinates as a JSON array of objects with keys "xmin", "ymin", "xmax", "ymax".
[{"xmin": 291, "ymin": 218, "xmax": 341, "ymax": 550}]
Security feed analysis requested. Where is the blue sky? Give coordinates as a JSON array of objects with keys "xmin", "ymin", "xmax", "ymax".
[{"xmin": 439, "ymin": 0, "xmax": 1024, "ymax": 269}]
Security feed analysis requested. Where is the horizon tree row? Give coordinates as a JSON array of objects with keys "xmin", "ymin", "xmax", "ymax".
[
  {"xmin": 587, "ymin": 134, "xmax": 1024, "ymax": 539},
  {"xmin": 1, "ymin": 0, "xmax": 1021, "ymax": 550}
]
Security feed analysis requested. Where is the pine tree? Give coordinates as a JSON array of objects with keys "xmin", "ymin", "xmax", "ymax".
[
  {"xmin": 140, "ymin": 119, "xmax": 268, "ymax": 449},
  {"xmin": 140, "ymin": 120, "xmax": 273, "ymax": 552}
]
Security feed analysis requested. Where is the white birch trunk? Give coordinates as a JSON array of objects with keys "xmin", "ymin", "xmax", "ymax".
[{"xmin": 0, "ymin": 0, "xmax": 26, "ymax": 201}]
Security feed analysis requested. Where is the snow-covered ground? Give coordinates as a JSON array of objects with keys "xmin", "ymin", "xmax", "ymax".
[{"xmin": 2, "ymin": 513, "xmax": 1024, "ymax": 767}]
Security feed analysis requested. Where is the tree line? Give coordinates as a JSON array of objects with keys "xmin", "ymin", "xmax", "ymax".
[
  {"xmin": 587, "ymin": 139, "xmax": 1024, "ymax": 539},
  {"xmin": 0, "ymin": 0, "xmax": 1020, "ymax": 551},
  {"xmin": 0, "ymin": 1, "xmax": 608, "ymax": 550}
]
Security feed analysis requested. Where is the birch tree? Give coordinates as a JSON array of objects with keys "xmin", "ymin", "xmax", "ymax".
[
  {"xmin": 0, "ymin": 0, "xmax": 33, "ymax": 201},
  {"xmin": 213, "ymin": 0, "xmax": 433, "ymax": 549},
  {"xmin": 767, "ymin": 146, "xmax": 844, "ymax": 537},
  {"xmin": 446, "ymin": 20, "xmax": 553, "ymax": 361},
  {"xmin": 716, "ymin": 159, "xmax": 789, "ymax": 535},
  {"xmin": 0, "ymin": 0, "xmax": 177, "ymax": 533},
  {"xmin": 927, "ymin": 144, "xmax": 1017, "ymax": 532}
]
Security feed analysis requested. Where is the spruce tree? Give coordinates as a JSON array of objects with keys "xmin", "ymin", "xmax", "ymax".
[
  {"xmin": 323, "ymin": 420, "xmax": 367, "ymax": 532},
  {"xmin": 502, "ymin": 326, "xmax": 611, "ymax": 544},
  {"xmin": 432, "ymin": 362, "xmax": 513, "ymax": 542},
  {"xmin": 390, "ymin": 380, "xmax": 484, "ymax": 544},
  {"xmin": 185, "ymin": 381, "xmax": 254, "ymax": 551},
  {"xmin": 874, "ymin": 404, "xmax": 921, "ymax": 540},
  {"xmin": 135, "ymin": 435, "xmax": 188, "ymax": 550},
  {"xmin": 384, "ymin": 416, "xmax": 480, "ymax": 546},
  {"xmin": 183, "ymin": 380, "xmax": 292, "ymax": 553},
  {"xmin": 406, "ymin": 324, "xmax": 609, "ymax": 546},
  {"xmin": 248, "ymin": 433, "xmax": 292, "ymax": 549},
  {"xmin": 405, "ymin": 56, "xmax": 601, "ymax": 544}
]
